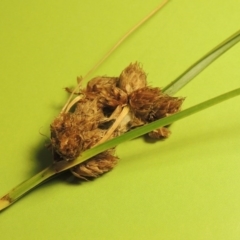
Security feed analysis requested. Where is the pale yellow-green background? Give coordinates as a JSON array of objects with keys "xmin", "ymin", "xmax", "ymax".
[{"xmin": 0, "ymin": 1, "xmax": 240, "ymax": 239}]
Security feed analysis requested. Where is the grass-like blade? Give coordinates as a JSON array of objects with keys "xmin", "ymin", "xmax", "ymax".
[{"xmin": 163, "ymin": 30, "xmax": 240, "ymax": 95}]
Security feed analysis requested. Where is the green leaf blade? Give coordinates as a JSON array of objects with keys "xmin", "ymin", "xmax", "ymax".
[{"xmin": 163, "ymin": 30, "xmax": 240, "ymax": 95}]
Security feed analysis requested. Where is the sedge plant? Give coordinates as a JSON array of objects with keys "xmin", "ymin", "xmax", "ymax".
[{"xmin": 0, "ymin": 0, "xmax": 240, "ymax": 211}]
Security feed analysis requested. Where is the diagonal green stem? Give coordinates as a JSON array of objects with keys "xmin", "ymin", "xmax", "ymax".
[
  {"xmin": 163, "ymin": 30, "xmax": 240, "ymax": 95},
  {"xmin": 0, "ymin": 166, "xmax": 57, "ymax": 211}
]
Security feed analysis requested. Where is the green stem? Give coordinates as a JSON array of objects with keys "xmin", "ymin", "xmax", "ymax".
[
  {"xmin": 0, "ymin": 165, "xmax": 56, "ymax": 211},
  {"xmin": 163, "ymin": 30, "xmax": 240, "ymax": 95}
]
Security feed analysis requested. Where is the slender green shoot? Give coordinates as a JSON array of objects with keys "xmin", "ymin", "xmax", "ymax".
[{"xmin": 163, "ymin": 30, "xmax": 240, "ymax": 95}]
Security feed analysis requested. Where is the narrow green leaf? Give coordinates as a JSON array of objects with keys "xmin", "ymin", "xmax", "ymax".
[
  {"xmin": 163, "ymin": 30, "xmax": 240, "ymax": 95},
  {"xmin": 0, "ymin": 166, "xmax": 56, "ymax": 210}
]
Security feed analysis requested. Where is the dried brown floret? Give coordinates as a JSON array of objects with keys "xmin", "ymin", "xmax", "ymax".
[
  {"xmin": 129, "ymin": 87, "xmax": 184, "ymax": 122},
  {"xmin": 86, "ymin": 76, "xmax": 128, "ymax": 108},
  {"xmin": 118, "ymin": 62, "xmax": 147, "ymax": 94},
  {"xmin": 51, "ymin": 98, "xmax": 105, "ymax": 160},
  {"xmin": 50, "ymin": 113, "xmax": 83, "ymax": 160},
  {"xmin": 86, "ymin": 76, "xmax": 118, "ymax": 94},
  {"xmin": 71, "ymin": 149, "xmax": 118, "ymax": 180}
]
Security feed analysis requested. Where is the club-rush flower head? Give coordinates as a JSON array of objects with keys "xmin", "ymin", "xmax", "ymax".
[{"xmin": 50, "ymin": 63, "xmax": 184, "ymax": 179}]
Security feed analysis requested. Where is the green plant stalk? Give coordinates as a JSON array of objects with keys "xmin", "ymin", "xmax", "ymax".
[
  {"xmin": 0, "ymin": 166, "xmax": 56, "ymax": 210},
  {"xmin": 163, "ymin": 30, "xmax": 240, "ymax": 95},
  {"xmin": 1, "ymin": 87, "xmax": 239, "ymax": 211}
]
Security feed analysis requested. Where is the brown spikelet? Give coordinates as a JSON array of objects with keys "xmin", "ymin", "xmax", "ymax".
[
  {"xmin": 71, "ymin": 149, "xmax": 118, "ymax": 180},
  {"xmin": 51, "ymin": 98, "xmax": 105, "ymax": 160},
  {"xmin": 86, "ymin": 76, "xmax": 128, "ymax": 108},
  {"xmin": 118, "ymin": 62, "xmax": 147, "ymax": 94},
  {"xmin": 87, "ymin": 77, "xmax": 118, "ymax": 92},
  {"xmin": 97, "ymin": 86, "xmax": 128, "ymax": 108},
  {"xmin": 50, "ymin": 113, "xmax": 84, "ymax": 160},
  {"xmin": 129, "ymin": 87, "xmax": 184, "ymax": 122}
]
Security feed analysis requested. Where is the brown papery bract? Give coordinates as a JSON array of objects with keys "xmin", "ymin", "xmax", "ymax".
[{"xmin": 50, "ymin": 62, "xmax": 184, "ymax": 179}]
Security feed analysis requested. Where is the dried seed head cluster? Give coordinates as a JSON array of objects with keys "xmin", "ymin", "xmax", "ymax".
[{"xmin": 50, "ymin": 62, "xmax": 184, "ymax": 179}]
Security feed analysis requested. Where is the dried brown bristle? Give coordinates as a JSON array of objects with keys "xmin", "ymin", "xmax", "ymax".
[{"xmin": 50, "ymin": 62, "xmax": 184, "ymax": 179}]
